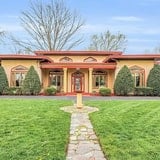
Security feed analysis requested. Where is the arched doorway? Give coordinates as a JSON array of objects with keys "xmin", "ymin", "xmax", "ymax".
[{"xmin": 71, "ymin": 71, "xmax": 84, "ymax": 93}]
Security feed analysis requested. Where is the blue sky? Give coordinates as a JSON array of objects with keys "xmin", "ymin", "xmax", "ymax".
[{"xmin": 0, "ymin": 0, "xmax": 160, "ymax": 54}]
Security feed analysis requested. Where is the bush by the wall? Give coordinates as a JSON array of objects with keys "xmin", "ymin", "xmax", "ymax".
[
  {"xmin": 134, "ymin": 87, "xmax": 153, "ymax": 96},
  {"xmin": 147, "ymin": 64, "xmax": 160, "ymax": 96},
  {"xmin": 4, "ymin": 87, "xmax": 22, "ymax": 95},
  {"xmin": 44, "ymin": 86, "xmax": 57, "ymax": 95},
  {"xmin": 99, "ymin": 87, "xmax": 111, "ymax": 96},
  {"xmin": 0, "ymin": 66, "xmax": 9, "ymax": 95},
  {"xmin": 114, "ymin": 65, "xmax": 134, "ymax": 96},
  {"xmin": 22, "ymin": 66, "xmax": 41, "ymax": 95}
]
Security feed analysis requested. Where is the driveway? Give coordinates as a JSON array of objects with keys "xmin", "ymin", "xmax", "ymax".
[{"xmin": 1, "ymin": 95, "xmax": 160, "ymax": 101}]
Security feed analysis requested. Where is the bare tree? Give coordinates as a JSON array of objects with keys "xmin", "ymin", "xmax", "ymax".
[
  {"xmin": 88, "ymin": 30, "xmax": 127, "ymax": 51},
  {"xmin": 11, "ymin": 0, "xmax": 84, "ymax": 52},
  {"xmin": 0, "ymin": 30, "xmax": 5, "ymax": 43}
]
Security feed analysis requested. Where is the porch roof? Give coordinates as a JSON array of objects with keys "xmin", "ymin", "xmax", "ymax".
[
  {"xmin": 104, "ymin": 54, "xmax": 160, "ymax": 62},
  {"xmin": 40, "ymin": 62, "xmax": 116, "ymax": 69}
]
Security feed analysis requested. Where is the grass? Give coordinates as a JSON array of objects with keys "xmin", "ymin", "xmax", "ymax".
[
  {"xmin": 85, "ymin": 100, "xmax": 160, "ymax": 160},
  {"xmin": 0, "ymin": 99, "xmax": 72, "ymax": 160}
]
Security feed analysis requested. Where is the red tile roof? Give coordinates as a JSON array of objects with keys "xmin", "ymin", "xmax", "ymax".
[
  {"xmin": 0, "ymin": 54, "xmax": 53, "ymax": 62},
  {"xmin": 34, "ymin": 50, "xmax": 122, "ymax": 56}
]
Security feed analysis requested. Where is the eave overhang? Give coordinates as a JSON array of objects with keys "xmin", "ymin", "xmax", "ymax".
[{"xmin": 40, "ymin": 62, "xmax": 116, "ymax": 69}]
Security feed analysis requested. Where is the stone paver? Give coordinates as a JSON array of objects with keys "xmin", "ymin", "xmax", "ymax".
[{"xmin": 61, "ymin": 105, "xmax": 107, "ymax": 160}]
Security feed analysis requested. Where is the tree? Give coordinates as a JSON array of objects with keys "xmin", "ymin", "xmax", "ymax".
[
  {"xmin": 147, "ymin": 64, "xmax": 160, "ymax": 96},
  {"xmin": 0, "ymin": 30, "xmax": 5, "ymax": 44},
  {"xmin": 88, "ymin": 30, "xmax": 127, "ymax": 51},
  {"xmin": 114, "ymin": 65, "xmax": 134, "ymax": 96},
  {"xmin": 11, "ymin": 0, "xmax": 84, "ymax": 53},
  {"xmin": 22, "ymin": 66, "xmax": 41, "ymax": 95},
  {"xmin": 0, "ymin": 66, "xmax": 9, "ymax": 95}
]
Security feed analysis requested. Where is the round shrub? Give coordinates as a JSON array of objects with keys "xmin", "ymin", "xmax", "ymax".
[
  {"xmin": 44, "ymin": 86, "xmax": 57, "ymax": 95},
  {"xmin": 99, "ymin": 87, "xmax": 111, "ymax": 96}
]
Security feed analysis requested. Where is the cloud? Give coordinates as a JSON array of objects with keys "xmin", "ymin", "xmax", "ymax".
[
  {"xmin": 112, "ymin": 16, "xmax": 143, "ymax": 22},
  {"xmin": 81, "ymin": 22, "xmax": 160, "ymax": 36}
]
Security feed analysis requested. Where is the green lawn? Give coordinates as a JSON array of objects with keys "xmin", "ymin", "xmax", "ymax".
[
  {"xmin": 0, "ymin": 99, "xmax": 72, "ymax": 160},
  {"xmin": 86, "ymin": 100, "xmax": 160, "ymax": 160}
]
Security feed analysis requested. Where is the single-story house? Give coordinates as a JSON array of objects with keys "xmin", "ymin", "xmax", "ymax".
[{"xmin": 1, "ymin": 51, "xmax": 160, "ymax": 94}]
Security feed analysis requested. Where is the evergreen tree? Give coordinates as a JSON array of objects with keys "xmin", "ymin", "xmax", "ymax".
[
  {"xmin": 0, "ymin": 66, "xmax": 9, "ymax": 95},
  {"xmin": 114, "ymin": 65, "xmax": 134, "ymax": 96},
  {"xmin": 22, "ymin": 66, "xmax": 41, "ymax": 95},
  {"xmin": 147, "ymin": 64, "xmax": 160, "ymax": 96}
]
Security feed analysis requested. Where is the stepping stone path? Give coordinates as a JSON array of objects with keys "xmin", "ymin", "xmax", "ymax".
[{"xmin": 61, "ymin": 105, "xmax": 107, "ymax": 160}]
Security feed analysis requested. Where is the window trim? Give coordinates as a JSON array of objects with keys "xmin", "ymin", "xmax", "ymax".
[{"xmin": 129, "ymin": 65, "xmax": 145, "ymax": 87}]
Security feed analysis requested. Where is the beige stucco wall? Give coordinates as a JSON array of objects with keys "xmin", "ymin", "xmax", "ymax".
[
  {"xmin": 116, "ymin": 60, "xmax": 155, "ymax": 86},
  {"xmin": 1, "ymin": 60, "xmax": 41, "ymax": 86}
]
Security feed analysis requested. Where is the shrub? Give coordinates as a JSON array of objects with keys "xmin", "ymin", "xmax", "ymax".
[
  {"xmin": 114, "ymin": 65, "xmax": 134, "ymax": 96},
  {"xmin": 22, "ymin": 66, "xmax": 41, "ymax": 95},
  {"xmin": 0, "ymin": 66, "xmax": 9, "ymax": 95},
  {"xmin": 44, "ymin": 86, "xmax": 57, "ymax": 95},
  {"xmin": 99, "ymin": 87, "xmax": 111, "ymax": 96},
  {"xmin": 8, "ymin": 87, "xmax": 22, "ymax": 95},
  {"xmin": 147, "ymin": 64, "xmax": 160, "ymax": 96},
  {"xmin": 134, "ymin": 87, "xmax": 153, "ymax": 96}
]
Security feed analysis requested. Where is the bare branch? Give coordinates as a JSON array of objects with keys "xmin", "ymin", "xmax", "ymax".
[
  {"xmin": 88, "ymin": 30, "xmax": 127, "ymax": 52},
  {"xmin": 10, "ymin": 0, "xmax": 84, "ymax": 53}
]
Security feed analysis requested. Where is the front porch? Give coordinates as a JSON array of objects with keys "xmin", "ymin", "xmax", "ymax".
[{"xmin": 41, "ymin": 63, "xmax": 116, "ymax": 95}]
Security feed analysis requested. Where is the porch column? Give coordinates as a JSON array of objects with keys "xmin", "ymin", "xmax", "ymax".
[
  {"xmin": 63, "ymin": 68, "xmax": 67, "ymax": 93},
  {"xmin": 89, "ymin": 68, "xmax": 93, "ymax": 93}
]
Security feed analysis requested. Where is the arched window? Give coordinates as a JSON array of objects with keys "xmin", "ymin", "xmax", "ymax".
[
  {"xmin": 129, "ymin": 65, "xmax": 145, "ymax": 87},
  {"xmin": 11, "ymin": 65, "xmax": 28, "ymax": 87},
  {"xmin": 84, "ymin": 57, "xmax": 97, "ymax": 62},
  {"xmin": 92, "ymin": 70, "xmax": 107, "ymax": 88},
  {"xmin": 59, "ymin": 57, "xmax": 73, "ymax": 62}
]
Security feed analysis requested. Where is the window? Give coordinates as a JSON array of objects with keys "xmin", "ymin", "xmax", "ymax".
[
  {"xmin": 130, "ymin": 65, "xmax": 145, "ymax": 87},
  {"xmin": 49, "ymin": 70, "xmax": 63, "ymax": 91},
  {"xmin": 92, "ymin": 70, "xmax": 107, "ymax": 88},
  {"xmin": 11, "ymin": 65, "xmax": 28, "ymax": 87},
  {"xmin": 84, "ymin": 57, "xmax": 97, "ymax": 62},
  {"xmin": 59, "ymin": 57, "xmax": 73, "ymax": 62}
]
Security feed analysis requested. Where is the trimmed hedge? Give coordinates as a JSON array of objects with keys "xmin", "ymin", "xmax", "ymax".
[
  {"xmin": 147, "ymin": 64, "xmax": 160, "ymax": 96},
  {"xmin": 114, "ymin": 65, "xmax": 134, "ymax": 96},
  {"xmin": 134, "ymin": 87, "xmax": 153, "ymax": 96},
  {"xmin": 22, "ymin": 66, "xmax": 41, "ymax": 95},
  {"xmin": 0, "ymin": 66, "xmax": 9, "ymax": 95},
  {"xmin": 5, "ymin": 87, "xmax": 22, "ymax": 95},
  {"xmin": 99, "ymin": 87, "xmax": 111, "ymax": 96}
]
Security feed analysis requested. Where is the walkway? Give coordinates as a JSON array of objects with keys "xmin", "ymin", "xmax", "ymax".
[{"xmin": 61, "ymin": 105, "xmax": 107, "ymax": 160}]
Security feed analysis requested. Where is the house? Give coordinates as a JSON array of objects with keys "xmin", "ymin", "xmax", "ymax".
[{"xmin": 1, "ymin": 51, "xmax": 160, "ymax": 95}]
